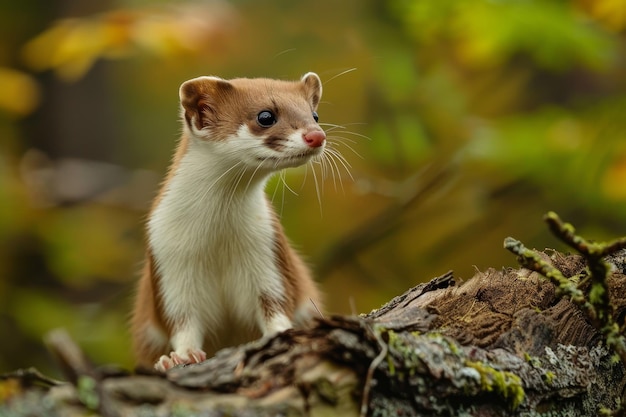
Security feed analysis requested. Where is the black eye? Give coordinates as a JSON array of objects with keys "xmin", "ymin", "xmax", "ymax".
[
  {"xmin": 312, "ymin": 111, "xmax": 319, "ymax": 123},
  {"xmin": 257, "ymin": 110, "xmax": 276, "ymax": 127}
]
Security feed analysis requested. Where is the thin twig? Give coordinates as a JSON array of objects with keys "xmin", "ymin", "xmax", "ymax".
[
  {"xmin": 0, "ymin": 367, "xmax": 64, "ymax": 388},
  {"xmin": 503, "ymin": 237, "xmax": 586, "ymax": 304},
  {"xmin": 505, "ymin": 212, "xmax": 626, "ymax": 416},
  {"xmin": 544, "ymin": 211, "xmax": 626, "ymax": 258},
  {"xmin": 360, "ymin": 323, "xmax": 389, "ymax": 417}
]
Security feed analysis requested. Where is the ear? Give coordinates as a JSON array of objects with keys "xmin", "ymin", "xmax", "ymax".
[
  {"xmin": 179, "ymin": 76, "xmax": 233, "ymax": 131},
  {"xmin": 301, "ymin": 72, "xmax": 322, "ymax": 110}
]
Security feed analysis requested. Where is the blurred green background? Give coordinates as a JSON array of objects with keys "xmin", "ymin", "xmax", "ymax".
[{"xmin": 1, "ymin": 0, "xmax": 625, "ymax": 375}]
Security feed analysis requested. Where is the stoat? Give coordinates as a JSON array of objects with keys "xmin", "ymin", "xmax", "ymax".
[{"xmin": 131, "ymin": 73, "xmax": 325, "ymax": 372}]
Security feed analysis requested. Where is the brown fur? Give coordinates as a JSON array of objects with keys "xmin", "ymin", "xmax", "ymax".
[
  {"xmin": 131, "ymin": 251, "xmax": 169, "ymax": 366},
  {"xmin": 267, "ymin": 203, "xmax": 322, "ymax": 324},
  {"xmin": 182, "ymin": 77, "xmax": 321, "ymax": 142}
]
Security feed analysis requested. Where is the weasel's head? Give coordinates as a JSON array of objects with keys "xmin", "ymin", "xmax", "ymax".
[{"xmin": 179, "ymin": 72, "xmax": 325, "ymax": 171}]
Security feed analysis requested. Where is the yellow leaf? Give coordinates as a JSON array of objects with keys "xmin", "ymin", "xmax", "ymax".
[
  {"xmin": 22, "ymin": 18, "xmax": 104, "ymax": 81},
  {"xmin": 0, "ymin": 67, "xmax": 40, "ymax": 116},
  {"xmin": 100, "ymin": 10, "xmax": 136, "ymax": 58},
  {"xmin": 133, "ymin": 15, "xmax": 184, "ymax": 56},
  {"xmin": 21, "ymin": 3, "xmax": 237, "ymax": 82},
  {"xmin": 22, "ymin": 21, "xmax": 73, "ymax": 71},
  {"xmin": 0, "ymin": 379, "xmax": 22, "ymax": 402},
  {"xmin": 602, "ymin": 156, "xmax": 626, "ymax": 200},
  {"xmin": 589, "ymin": 0, "xmax": 626, "ymax": 32},
  {"xmin": 52, "ymin": 20, "xmax": 106, "ymax": 81}
]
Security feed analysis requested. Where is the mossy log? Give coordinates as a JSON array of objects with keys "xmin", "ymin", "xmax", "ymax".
[{"xmin": 1, "ymin": 247, "xmax": 625, "ymax": 417}]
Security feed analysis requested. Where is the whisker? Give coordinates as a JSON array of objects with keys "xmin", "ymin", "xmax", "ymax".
[
  {"xmin": 277, "ymin": 170, "xmax": 287, "ymax": 217},
  {"xmin": 328, "ymin": 135, "xmax": 358, "ymax": 145},
  {"xmin": 322, "ymin": 68, "xmax": 357, "ymax": 85},
  {"xmin": 319, "ymin": 123, "xmax": 345, "ymax": 131},
  {"xmin": 328, "ymin": 136, "xmax": 364, "ymax": 160},
  {"xmin": 326, "ymin": 148, "xmax": 354, "ymax": 184},
  {"xmin": 280, "ymin": 170, "xmax": 299, "ymax": 196},
  {"xmin": 321, "ymin": 152, "xmax": 332, "ymax": 183},
  {"xmin": 300, "ymin": 163, "xmax": 309, "ymax": 192},
  {"xmin": 323, "ymin": 122, "xmax": 360, "ymax": 128},
  {"xmin": 226, "ymin": 163, "xmax": 251, "ymax": 212},
  {"xmin": 244, "ymin": 160, "xmax": 267, "ymax": 196},
  {"xmin": 328, "ymin": 150, "xmax": 354, "ymax": 176},
  {"xmin": 270, "ymin": 171, "xmax": 281, "ymax": 204},
  {"xmin": 272, "ymin": 48, "xmax": 297, "ymax": 60},
  {"xmin": 322, "ymin": 150, "xmax": 340, "ymax": 192},
  {"xmin": 316, "ymin": 152, "xmax": 331, "ymax": 185},
  {"xmin": 326, "ymin": 142, "xmax": 355, "ymax": 166},
  {"xmin": 319, "ymin": 122, "xmax": 367, "ymax": 131},
  {"xmin": 197, "ymin": 160, "xmax": 244, "ymax": 203},
  {"xmin": 329, "ymin": 129, "xmax": 372, "ymax": 141},
  {"xmin": 309, "ymin": 159, "xmax": 323, "ymax": 216}
]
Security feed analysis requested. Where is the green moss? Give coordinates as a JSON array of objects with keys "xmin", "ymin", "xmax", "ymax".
[
  {"xmin": 383, "ymin": 329, "xmax": 527, "ymax": 412},
  {"xmin": 425, "ymin": 331, "xmax": 443, "ymax": 339},
  {"xmin": 383, "ymin": 329, "xmax": 432, "ymax": 381},
  {"xmin": 465, "ymin": 361, "xmax": 525, "ymax": 410},
  {"xmin": 600, "ymin": 406, "xmax": 616, "ymax": 416},
  {"xmin": 542, "ymin": 371, "xmax": 555, "ymax": 385},
  {"xmin": 524, "ymin": 352, "xmax": 542, "ymax": 368},
  {"xmin": 76, "ymin": 375, "xmax": 99, "ymax": 411},
  {"xmin": 442, "ymin": 337, "xmax": 461, "ymax": 355},
  {"xmin": 385, "ymin": 330, "xmax": 412, "ymax": 378},
  {"xmin": 589, "ymin": 282, "xmax": 606, "ymax": 304}
]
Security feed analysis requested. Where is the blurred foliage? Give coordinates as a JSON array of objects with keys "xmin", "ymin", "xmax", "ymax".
[
  {"xmin": 0, "ymin": 68, "xmax": 39, "ymax": 116},
  {"xmin": 21, "ymin": 3, "xmax": 236, "ymax": 81},
  {"xmin": 0, "ymin": 0, "xmax": 625, "ymax": 376}
]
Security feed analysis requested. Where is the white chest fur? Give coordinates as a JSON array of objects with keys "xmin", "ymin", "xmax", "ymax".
[{"xmin": 148, "ymin": 140, "xmax": 287, "ymax": 349}]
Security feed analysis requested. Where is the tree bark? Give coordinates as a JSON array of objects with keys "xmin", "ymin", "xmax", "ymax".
[{"xmin": 1, "ymin": 250, "xmax": 625, "ymax": 417}]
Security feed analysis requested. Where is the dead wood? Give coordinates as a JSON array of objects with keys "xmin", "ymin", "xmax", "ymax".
[{"xmin": 1, "ymin": 248, "xmax": 626, "ymax": 416}]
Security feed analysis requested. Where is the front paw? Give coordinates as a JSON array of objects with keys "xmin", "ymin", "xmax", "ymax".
[{"xmin": 154, "ymin": 349, "xmax": 207, "ymax": 372}]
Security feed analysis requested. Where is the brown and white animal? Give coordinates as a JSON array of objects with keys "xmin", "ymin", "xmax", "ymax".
[{"xmin": 131, "ymin": 73, "xmax": 325, "ymax": 372}]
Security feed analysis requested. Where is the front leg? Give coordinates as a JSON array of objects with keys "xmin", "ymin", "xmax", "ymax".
[
  {"xmin": 258, "ymin": 294, "xmax": 292, "ymax": 337},
  {"xmin": 155, "ymin": 320, "xmax": 207, "ymax": 372}
]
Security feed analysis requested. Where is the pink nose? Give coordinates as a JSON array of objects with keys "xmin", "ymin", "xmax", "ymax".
[{"xmin": 303, "ymin": 130, "xmax": 326, "ymax": 148}]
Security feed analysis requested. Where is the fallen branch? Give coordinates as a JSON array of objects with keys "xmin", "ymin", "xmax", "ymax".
[{"xmin": 1, "ymin": 214, "xmax": 625, "ymax": 416}]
